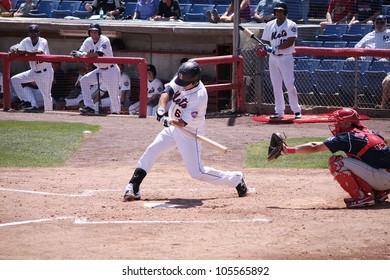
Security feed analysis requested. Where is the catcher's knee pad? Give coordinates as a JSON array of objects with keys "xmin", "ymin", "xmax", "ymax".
[{"xmin": 328, "ymin": 156, "xmax": 362, "ymax": 199}]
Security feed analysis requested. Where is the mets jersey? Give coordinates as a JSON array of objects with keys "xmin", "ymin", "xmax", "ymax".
[
  {"xmin": 79, "ymin": 35, "xmax": 114, "ymax": 69},
  {"xmin": 18, "ymin": 37, "xmax": 51, "ymax": 72},
  {"xmin": 261, "ymin": 18, "xmax": 298, "ymax": 55}
]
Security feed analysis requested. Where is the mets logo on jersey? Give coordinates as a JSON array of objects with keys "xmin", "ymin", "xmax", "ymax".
[
  {"xmin": 102, "ymin": 44, "xmax": 107, "ymax": 49},
  {"xmin": 191, "ymin": 111, "xmax": 198, "ymax": 118}
]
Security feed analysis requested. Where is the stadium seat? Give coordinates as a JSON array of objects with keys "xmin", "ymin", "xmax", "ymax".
[
  {"xmin": 180, "ymin": 3, "xmax": 192, "ymax": 17},
  {"xmin": 362, "ymin": 70, "xmax": 387, "ymax": 103},
  {"xmin": 342, "ymin": 24, "xmax": 373, "ymax": 42},
  {"xmin": 315, "ymin": 24, "xmax": 348, "ymax": 41},
  {"xmin": 28, "ymin": 0, "xmax": 60, "ymax": 18},
  {"xmin": 313, "ymin": 69, "xmax": 341, "ymax": 106},
  {"xmin": 284, "ymin": 0, "xmax": 301, "ymax": 22},
  {"xmin": 73, "ymin": 1, "xmax": 92, "ymax": 18},
  {"xmin": 215, "ymin": 4, "xmax": 229, "ymax": 15},
  {"xmin": 189, "ymin": 4, "xmax": 215, "ymax": 14},
  {"xmin": 369, "ymin": 61, "xmax": 390, "ymax": 72},
  {"xmin": 322, "ymin": 41, "xmax": 348, "ymax": 48},
  {"xmin": 298, "ymin": 41, "xmax": 323, "ymax": 47},
  {"xmin": 347, "ymin": 41, "xmax": 358, "ymax": 48},
  {"xmin": 123, "ymin": 2, "xmax": 136, "ymax": 17},
  {"xmin": 317, "ymin": 59, "xmax": 345, "ymax": 72},
  {"xmin": 51, "ymin": 1, "xmax": 81, "ymax": 18},
  {"xmin": 342, "ymin": 60, "xmax": 371, "ymax": 72},
  {"xmin": 295, "ymin": 58, "xmax": 321, "ymax": 72},
  {"xmin": 191, "ymin": 0, "xmax": 213, "ymax": 4},
  {"xmin": 184, "ymin": 12, "xmax": 207, "ymax": 22},
  {"xmin": 294, "ymin": 59, "xmax": 320, "ymax": 94}
]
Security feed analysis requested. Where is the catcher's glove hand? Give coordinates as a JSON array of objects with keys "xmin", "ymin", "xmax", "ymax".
[{"xmin": 267, "ymin": 132, "xmax": 286, "ymax": 161}]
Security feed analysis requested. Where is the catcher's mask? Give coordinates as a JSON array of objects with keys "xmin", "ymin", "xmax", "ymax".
[
  {"xmin": 174, "ymin": 61, "xmax": 201, "ymax": 87},
  {"xmin": 328, "ymin": 108, "xmax": 361, "ymax": 135},
  {"xmin": 88, "ymin": 23, "xmax": 102, "ymax": 36}
]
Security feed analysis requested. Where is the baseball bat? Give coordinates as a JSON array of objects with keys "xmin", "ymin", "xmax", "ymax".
[
  {"xmin": 173, "ymin": 123, "xmax": 228, "ymax": 154},
  {"xmin": 96, "ymin": 72, "xmax": 102, "ymax": 109},
  {"xmin": 239, "ymin": 25, "xmax": 267, "ymax": 47}
]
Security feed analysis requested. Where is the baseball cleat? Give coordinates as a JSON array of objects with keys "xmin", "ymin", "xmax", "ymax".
[
  {"xmin": 372, "ymin": 190, "xmax": 389, "ymax": 202},
  {"xmin": 122, "ymin": 190, "xmax": 141, "ymax": 202},
  {"xmin": 236, "ymin": 178, "xmax": 248, "ymax": 197},
  {"xmin": 79, "ymin": 106, "xmax": 95, "ymax": 115},
  {"xmin": 294, "ymin": 112, "xmax": 302, "ymax": 119},
  {"xmin": 270, "ymin": 113, "xmax": 284, "ymax": 119},
  {"xmin": 344, "ymin": 195, "xmax": 375, "ymax": 208}
]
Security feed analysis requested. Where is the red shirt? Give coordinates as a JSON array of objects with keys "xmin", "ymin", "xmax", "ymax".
[
  {"xmin": 0, "ymin": 0, "xmax": 12, "ymax": 11},
  {"xmin": 327, "ymin": 0, "xmax": 355, "ymax": 22}
]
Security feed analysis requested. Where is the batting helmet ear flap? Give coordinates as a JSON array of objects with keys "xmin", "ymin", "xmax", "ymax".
[{"xmin": 88, "ymin": 23, "xmax": 102, "ymax": 36}]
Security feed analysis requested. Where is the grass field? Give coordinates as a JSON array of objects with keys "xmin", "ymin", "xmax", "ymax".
[{"xmin": 0, "ymin": 120, "xmax": 100, "ymax": 167}]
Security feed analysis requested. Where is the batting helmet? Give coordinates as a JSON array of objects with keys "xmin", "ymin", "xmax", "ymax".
[
  {"xmin": 28, "ymin": 24, "xmax": 40, "ymax": 32},
  {"xmin": 274, "ymin": 2, "xmax": 288, "ymax": 15},
  {"xmin": 88, "ymin": 23, "xmax": 102, "ymax": 36},
  {"xmin": 328, "ymin": 108, "xmax": 362, "ymax": 135},
  {"xmin": 174, "ymin": 61, "xmax": 201, "ymax": 87}
]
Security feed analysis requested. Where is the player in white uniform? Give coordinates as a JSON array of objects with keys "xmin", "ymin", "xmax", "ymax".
[
  {"xmin": 261, "ymin": 2, "xmax": 301, "ymax": 120},
  {"xmin": 10, "ymin": 24, "xmax": 54, "ymax": 112},
  {"xmin": 128, "ymin": 64, "xmax": 163, "ymax": 116},
  {"xmin": 122, "ymin": 61, "xmax": 248, "ymax": 202},
  {"xmin": 70, "ymin": 23, "xmax": 121, "ymax": 115}
]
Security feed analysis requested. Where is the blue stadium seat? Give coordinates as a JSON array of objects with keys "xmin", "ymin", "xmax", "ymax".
[
  {"xmin": 323, "ymin": 41, "xmax": 348, "ymax": 48},
  {"xmin": 294, "ymin": 59, "xmax": 320, "ymax": 94},
  {"xmin": 180, "ymin": 3, "xmax": 192, "ymax": 17},
  {"xmin": 190, "ymin": 3, "xmax": 215, "ymax": 14},
  {"xmin": 369, "ymin": 61, "xmax": 390, "ymax": 72},
  {"xmin": 315, "ymin": 24, "xmax": 349, "ymax": 41},
  {"xmin": 295, "ymin": 58, "xmax": 321, "ymax": 72},
  {"xmin": 191, "ymin": 0, "xmax": 213, "ymax": 4},
  {"xmin": 51, "ymin": 1, "xmax": 81, "ymax": 18},
  {"xmin": 362, "ymin": 71, "xmax": 387, "ymax": 102},
  {"xmin": 342, "ymin": 60, "xmax": 371, "ymax": 72},
  {"xmin": 338, "ymin": 70, "xmax": 365, "ymax": 106},
  {"xmin": 215, "ymin": 4, "xmax": 229, "ymax": 15},
  {"xmin": 313, "ymin": 69, "xmax": 341, "ymax": 95},
  {"xmin": 347, "ymin": 41, "xmax": 358, "ymax": 48},
  {"xmin": 28, "ymin": 0, "xmax": 60, "ymax": 18},
  {"xmin": 342, "ymin": 24, "xmax": 373, "ymax": 42},
  {"xmin": 284, "ymin": 0, "xmax": 301, "ymax": 22},
  {"xmin": 317, "ymin": 59, "xmax": 345, "ymax": 72},
  {"xmin": 73, "ymin": 1, "xmax": 92, "ymax": 18},
  {"xmin": 295, "ymin": 41, "xmax": 323, "ymax": 59},
  {"xmin": 184, "ymin": 12, "xmax": 207, "ymax": 22},
  {"xmin": 123, "ymin": 2, "xmax": 136, "ymax": 17}
]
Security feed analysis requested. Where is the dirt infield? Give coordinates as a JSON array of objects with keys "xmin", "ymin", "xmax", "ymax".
[{"xmin": 0, "ymin": 111, "xmax": 390, "ymax": 260}]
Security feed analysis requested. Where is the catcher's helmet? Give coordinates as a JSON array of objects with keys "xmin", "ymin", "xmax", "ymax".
[
  {"xmin": 328, "ymin": 108, "xmax": 362, "ymax": 135},
  {"xmin": 88, "ymin": 23, "xmax": 102, "ymax": 36},
  {"xmin": 174, "ymin": 61, "xmax": 201, "ymax": 87},
  {"xmin": 274, "ymin": 1, "xmax": 288, "ymax": 15}
]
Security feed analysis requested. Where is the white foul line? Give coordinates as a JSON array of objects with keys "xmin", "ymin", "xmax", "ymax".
[
  {"xmin": 0, "ymin": 187, "xmax": 116, "ymax": 197},
  {"xmin": 0, "ymin": 216, "xmax": 73, "ymax": 228}
]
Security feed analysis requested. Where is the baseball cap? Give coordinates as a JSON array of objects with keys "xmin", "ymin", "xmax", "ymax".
[
  {"xmin": 28, "ymin": 24, "xmax": 39, "ymax": 32},
  {"xmin": 375, "ymin": 15, "xmax": 387, "ymax": 23},
  {"xmin": 147, "ymin": 64, "xmax": 157, "ymax": 76}
]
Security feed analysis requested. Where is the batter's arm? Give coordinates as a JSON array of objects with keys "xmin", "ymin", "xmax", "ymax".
[
  {"xmin": 277, "ymin": 37, "xmax": 296, "ymax": 50},
  {"xmin": 283, "ymin": 141, "xmax": 329, "ymax": 155}
]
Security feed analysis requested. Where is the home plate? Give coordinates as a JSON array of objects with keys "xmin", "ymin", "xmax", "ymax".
[{"xmin": 144, "ymin": 202, "xmax": 186, "ymax": 208}]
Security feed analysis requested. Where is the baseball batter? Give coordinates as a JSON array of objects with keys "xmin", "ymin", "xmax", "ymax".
[
  {"xmin": 122, "ymin": 61, "xmax": 248, "ymax": 202},
  {"xmin": 261, "ymin": 1, "xmax": 301, "ymax": 119},
  {"xmin": 10, "ymin": 24, "xmax": 54, "ymax": 112},
  {"xmin": 70, "ymin": 23, "xmax": 121, "ymax": 115},
  {"xmin": 282, "ymin": 108, "xmax": 390, "ymax": 208}
]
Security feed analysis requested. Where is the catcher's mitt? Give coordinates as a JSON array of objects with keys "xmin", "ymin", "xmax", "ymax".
[{"xmin": 267, "ymin": 132, "xmax": 286, "ymax": 161}]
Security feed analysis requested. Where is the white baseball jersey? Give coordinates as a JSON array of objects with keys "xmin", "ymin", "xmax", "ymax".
[
  {"xmin": 165, "ymin": 79, "xmax": 207, "ymax": 131},
  {"xmin": 355, "ymin": 29, "xmax": 390, "ymax": 60},
  {"xmin": 261, "ymin": 18, "xmax": 298, "ymax": 55},
  {"xmin": 147, "ymin": 78, "xmax": 163, "ymax": 99},
  {"xmin": 18, "ymin": 37, "xmax": 52, "ymax": 71},
  {"xmin": 79, "ymin": 35, "xmax": 114, "ymax": 69}
]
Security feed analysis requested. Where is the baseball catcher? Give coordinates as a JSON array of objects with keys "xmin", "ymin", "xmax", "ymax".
[{"xmin": 267, "ymin": 132, "xmax": 286, "ymax": 161}]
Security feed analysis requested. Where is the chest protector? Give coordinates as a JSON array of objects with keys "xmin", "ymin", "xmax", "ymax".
[{"xmin": 348, "ymin": 128, "xmax": 387, "ymax": 158}]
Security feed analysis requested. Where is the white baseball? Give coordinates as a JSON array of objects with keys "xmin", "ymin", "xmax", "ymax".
[{"xmin": 83, "ymin": 130, "xmax": 92, "ymax": 139}]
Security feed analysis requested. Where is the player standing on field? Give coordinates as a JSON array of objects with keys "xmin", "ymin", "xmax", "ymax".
[
  {"xmin": 122, "ymin": 61, "xmax": 248, "ymax": 202},
  {"xmin": 261, "ymin": 1, "xmax": 301, "ymax": 120},
  {"xmin": 10, "ymin": 24, "xmax": 54, "ymax": 113},
  {"xmin": 282, "ymin": 108, "xmax": 390, "ymax": 209},
  {"xmin": 70, "ymin": 23, "xmax": 121, "ymax": 115}
]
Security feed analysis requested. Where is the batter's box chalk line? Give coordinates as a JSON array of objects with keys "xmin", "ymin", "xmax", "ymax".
[{"xmin": 0, "ymin": 187, "xmax": 116, "ymax": 197}]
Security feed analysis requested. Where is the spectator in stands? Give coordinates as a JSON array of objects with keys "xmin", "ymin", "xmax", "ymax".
[
  {"xmin": 206, "ymin": 0, "xmax": 251, "ymax": 23},
  {"xmin": 12, "ymin": 0, "xmax": 35, "ymax": 17},
  {"xmin": 0, "ymin": 0, "xmax": 11, "ymax": 12},
  {"xmin": 65, "ymin": 63, "xmax": 95, "ymax": 109},
  {"xmin": 51, "ymin": 62, "xmax": 68, "ymax": 107},
  {"xmin": 133, "ymin": 0, "xmax": 159, "ymax": 20},
  {"xmin": 9, "ymin": 24, "xmax": 54, "ymax": 113},
  {"xmin": 320, "ymin": 0, "xmax": 355, "ymax": 32},
  {"xmin": 85, "ymin": 0, "xmax": 125, "ymax": 20},
  {"xmin": 253, "ymin": 0, "xmax": 277, "ymax": 23},
  {"xmin": 349, "ymin": 0, "xmax": 382, "ymax": 25},
  {"xmin": 129, "ymin": 64, "xmax": 163, "ymax": 116},
  {"xmin": 346, "ymin": 15, "xmax": 390, "ymax": 61},
  {"xmin": 150, "ymin": 0, "xmax": 182, "ymax": 21}
]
